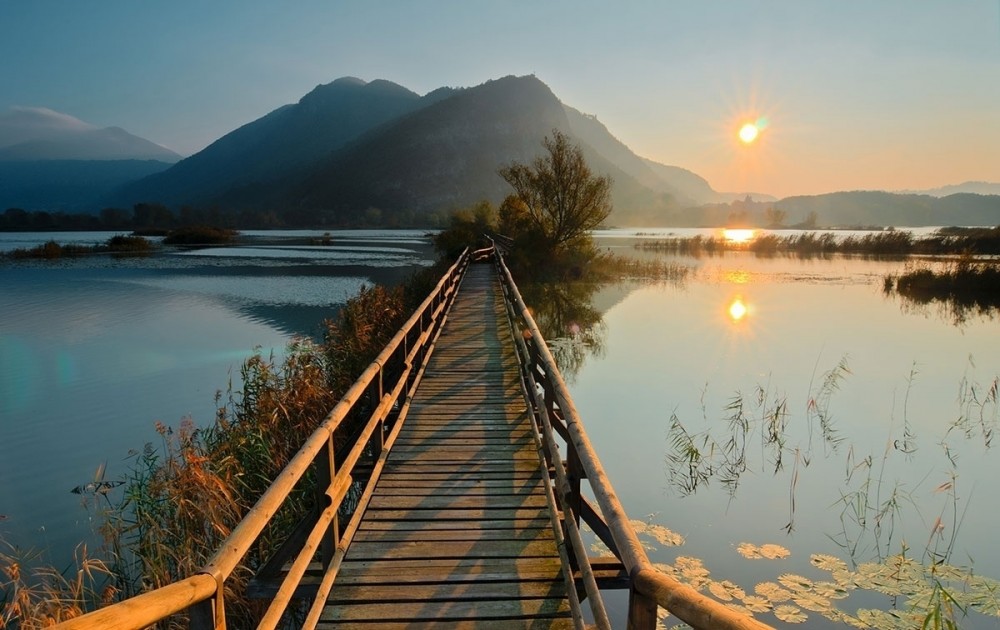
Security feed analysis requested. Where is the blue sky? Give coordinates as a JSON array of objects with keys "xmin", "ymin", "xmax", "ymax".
[{"xmin": 1, "ymin": 1, "xmax": 997, "ymax": 197}]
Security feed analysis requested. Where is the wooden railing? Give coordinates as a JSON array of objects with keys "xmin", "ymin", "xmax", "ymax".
[
  {"xmin": 58, "ymin": 248, "xmax": 473, "ymax": 630},
  {"xmin": 492, "ymin": 247, "xmax": 773, "ymax": 630}
]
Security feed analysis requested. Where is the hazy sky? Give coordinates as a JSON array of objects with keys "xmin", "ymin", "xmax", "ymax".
[{"xmin": 1, "ymin": 1, "xmax": 998, "ymax": 198}]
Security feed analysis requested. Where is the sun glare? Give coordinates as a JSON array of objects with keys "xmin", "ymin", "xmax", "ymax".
[
  {"xmin": 728, "ymin": 297, "xmax": 748, "ymax": 322},
  {"xmin": 723, "ymin": 228, "xmax": 755, "ymax": 243},
  {"xmin": 738, "ymin": 123, "xmax": 759, "ymax": 144}
]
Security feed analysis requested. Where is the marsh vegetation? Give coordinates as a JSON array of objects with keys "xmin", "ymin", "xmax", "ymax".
[
  {"xmin": 5, "ymin": 234, "xmax": 153, "ymax": 259},
  {"xmin": 635, "ymin": 226, "xmax": 1000, "ymax": 258},
  {"xmin": 884, "ymin": 258, "xmax": 1000, "ymax": 325}
]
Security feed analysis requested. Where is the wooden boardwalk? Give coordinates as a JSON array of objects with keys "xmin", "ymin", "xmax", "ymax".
[
  {"xmin": 58, "ymin": 249, "xmax": 772, "ymax": 630},
  {"xmin": 320, "ymin": 263, "xmax": 573, "ymax": 628}
]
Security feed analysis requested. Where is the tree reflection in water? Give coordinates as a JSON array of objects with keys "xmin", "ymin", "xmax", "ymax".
[{"xmin": 518, "ymin": 280, "xmax": 607, "ymax": 381}]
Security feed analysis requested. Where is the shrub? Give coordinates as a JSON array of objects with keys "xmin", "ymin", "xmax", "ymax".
[{"xmin": 163, "ymin": 226, "xmax": 237, "ymax": 245}]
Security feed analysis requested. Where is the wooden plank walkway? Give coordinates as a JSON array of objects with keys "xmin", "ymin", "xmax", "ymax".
[{"xmin": 319, "ymin": 263, "xmax": 573, "ymax": 629}]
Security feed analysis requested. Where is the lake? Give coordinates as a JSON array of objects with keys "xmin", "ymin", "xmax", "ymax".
[
  {"xmin": 1, "ymin": 227, "xmax": 997, "ymax": 627},
  {"xmin": 0, "ymin": 230, "xmax": 436, "ymax": 563}
]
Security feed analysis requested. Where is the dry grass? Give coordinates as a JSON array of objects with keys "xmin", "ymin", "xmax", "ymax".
[{"xmin": 1, "ymin": 543, "xmax": 114, "ymax": 628}]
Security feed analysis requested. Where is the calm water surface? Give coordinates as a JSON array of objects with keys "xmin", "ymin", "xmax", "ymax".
[
  {"xmin": 0, "ymin": 230, "xmax": 435, "ymax": 560},
  {"xmin": 3, "ymin": 227, "xmax": 997, "ymax": 626},
  {"xmin": 564, "ymin": 233, "xmax": 1000, "ymax": 627}
]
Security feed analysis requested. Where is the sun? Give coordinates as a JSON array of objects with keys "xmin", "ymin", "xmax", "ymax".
[{"xmin": 738, "ymin": 122, "xmax": 759, "ymax": 144}]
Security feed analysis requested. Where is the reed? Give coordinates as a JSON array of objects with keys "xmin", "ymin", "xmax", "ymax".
[
  {"xmin": 0, "ymin": 542, "xmax": 114, "ymax": 628},
  {"xmin": 636, "ymin": 226, "xmax": 1000, "ymax": 258},
  {"xmin": 889, "ymin": 258, "xmax": 1000, "ymax": 324}
]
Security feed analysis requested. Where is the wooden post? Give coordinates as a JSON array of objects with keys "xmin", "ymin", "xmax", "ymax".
[
  {"xmin": 566, "ymin": 443, "xmax": 583, "ymax": 529},
  {"xmin": 627, "ymin": 585, "xmax": 658, "ymax": 630},
  {"xmin": 188, "ymin": 597, "xmax": 216, "ymax": 630},
  {"xmin": 316, "ymin": 436, "xmax": 337, "ymax": 569}
]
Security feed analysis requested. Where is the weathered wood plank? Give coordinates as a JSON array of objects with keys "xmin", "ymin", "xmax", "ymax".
[
  {"xmin": 316, "ymin": 618, "xmax": 575, "ymax": 629},
  {"xmin": 319, "ymin": 598, "xmax": 572, "ymax": 623},
  {"xmin": 358, "ymin": 518, "xmax": 552, "ymax": 532},
  {"xmin": 376, "ymin": 476, "xmax": 544, "ymax": 485},
  {"xmin": 373, "ymin": 480, "xmax": 544, "ymax": 493},
  {"xmin": 362, "ymin": 508, "xmax": 550, "ymax": 522},
  {"xmin": 394, "ymin": 436, "xmax": 535, "ymax": 447},
  {"xmin": 327, "ymin": 581, "xmax": 567, "ymax": 604},
  {"xmin": 337, "ymin": 557, "xmax": 564, "ymax": 575},
  {"xmin": 344, "ymin": 540, "xmax": 560, "ymax": 561},
  {"xmin": 353, "ymin": 528, "xmax": 553, "ymax": 542},
  {"xmin": 366, "ymin": 494, "xmax": 549, "ymax": 511},
  {"xmin": 324, "ymin": 263, "xmax": 572, "ymax": 627}
]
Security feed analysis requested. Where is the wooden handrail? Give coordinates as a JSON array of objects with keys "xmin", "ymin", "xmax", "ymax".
[
  {"xmin": 493, "ymin": 250, "xmax": 774, "ymax": 630},
  {"xmin": 55, "ymin": 575, "xmax": 217, "ymax": 630},
  {"xmin": 57, "ymin": 248, "xmax": 472, "ymax": 629}
]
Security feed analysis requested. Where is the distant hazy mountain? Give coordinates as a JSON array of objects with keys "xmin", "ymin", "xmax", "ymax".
[
  {"xmin": 560, "ymin": 105, "xmax": 711, "ymax": 206},
  {"xmin": 775, "ymin": 191, "xmax": 1000, "ymax": 227},
  {"xmin": 115, "ymin": 77, "xmax": 455, "ymax": 207},
  {"xmin": 117, "ymin": 75, "xmax": 704, "ymax": 225},
  {"xmin": 0, "ymin": 107, "xmax": 180, "ymax": 162},
  {"xmin": 0, "ymin": 160, "xmax": 176, "ymax": 212},
  {"xmin": 897, "ymin": 181, "xmax": 1000, "ymax": 197},
  {"xmin": 0, "ymin": 107, "xmax": 179, "ymax": 210}
]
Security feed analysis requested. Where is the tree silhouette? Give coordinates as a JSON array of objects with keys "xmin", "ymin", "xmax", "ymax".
[{"xmin": 498, "ymin": 130, "xmax": 612, "ymax": 252}]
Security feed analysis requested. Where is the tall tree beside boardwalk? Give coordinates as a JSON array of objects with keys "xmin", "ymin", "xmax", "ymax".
[{"xmin": 498, "ymin": 130, "xmax": 612, "ymax": 257}]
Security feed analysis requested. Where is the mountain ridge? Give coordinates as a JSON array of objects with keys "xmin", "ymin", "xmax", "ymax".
[
  {"xmin": 5, "ymin": 77, "xmax": 995, "ymax": 227},
  {"xmin": 116, "ymin": 74, "xmax": 713, "ymax": 225},
  {"xmin": 0, "ymin": 107, "xmax": 180, "ymax": 162}
]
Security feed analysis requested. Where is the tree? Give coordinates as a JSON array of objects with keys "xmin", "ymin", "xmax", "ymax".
[
  {"xmin": 132, "ymin": 202, "xmax": 174, "ymax": 229},
  {"xmin": 498, "ymin": 130, "xmax": 612, "ymax": 252},
  {"xmin": 764, "ymin": 207, "xmax": 787, "ymax": 228},
  {"xmin": 433, "ymin": 200, "xmax": 497, "ymax": 260},
  {"xmin": 99, "ymin": 207, "xmax": 131, "ymax": 229}
]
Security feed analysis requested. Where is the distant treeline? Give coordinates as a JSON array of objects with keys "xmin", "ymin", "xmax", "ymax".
[{"xmin": 0, "ymin": 203, "xmax": 448, "ymax": 232}]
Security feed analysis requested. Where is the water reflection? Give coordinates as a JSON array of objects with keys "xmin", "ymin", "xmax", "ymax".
[
  {"xmin": 563, "ymin": 246, "xmax": 1000, "ymax": 626},
  {"xmin": 519, "ymin": 281, "xmax": 608, "ymax": 380},
  {"xmin": 728, "ymin": 297, "xmax": 749, "ymax": 323},
  {"xmin": 885, "ymin": 261, "xmax": 1000, "ymax": 327},
  {"xmin": 725, "ymin": 269, "xmax": 751, "ymax": 284},
  {"xmin": 0, "ymin": 229, "xmax": 437, "ymax": 564},
  {"xmin": 723, "ymin": 228, "xmax": 755, "ymax": 244}
]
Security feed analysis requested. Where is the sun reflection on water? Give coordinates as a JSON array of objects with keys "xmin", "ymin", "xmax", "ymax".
[
  {"xmin": 723, "ymin": 228, "xmax": 755, "ymax": 244},
  {"xmin": 729, "ymin": 297, "xmax": 749, "ymax": 322},
  {"xmin": 725, "ymin": 269, "xmax": 751, "ymax": 285}
]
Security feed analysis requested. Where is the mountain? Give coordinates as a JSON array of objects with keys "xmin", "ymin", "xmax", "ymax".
[
  {"xmin": 115, "ymin": 77, "xmax": 457, "ymax": 207},
  {"xmin": 117, "ymin": 75, "xmax": 703, "ymax": 225},
  {"xmin": 774, "ymin": 191, "xmax": 1000, "ymax": 227},
  {"xmin": 0, "ymin": 107, "xmax": 180, "ymax": 162},
  {"xmin": 0, "ymin": 160, "xmax": 176, "ymax": 212},
  {"xmin": 0, "ymin": 107, "xmax": 179, "ymax": 211},
  {"xmin": 897, "ymin": 181, "xmax": 1000, "ymax": 197}
]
